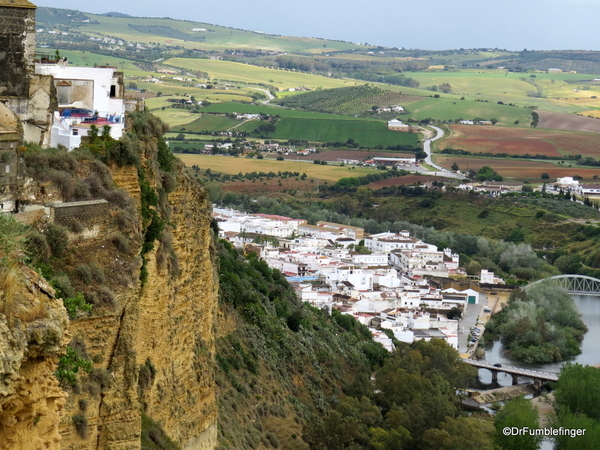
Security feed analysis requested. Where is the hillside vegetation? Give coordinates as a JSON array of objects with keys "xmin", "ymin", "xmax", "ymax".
[
  {"xmin": 278, "ymin": 85, "xmax": 423, "ymax": 116},
  {"xmin": 214, "ymin": 240, "xmax": 485, "ymax": 449}
]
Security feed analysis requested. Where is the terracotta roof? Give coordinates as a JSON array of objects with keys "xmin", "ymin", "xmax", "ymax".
[{"xmin": 0, "ymin": 0, "xmax": 37, "ymax": 8}]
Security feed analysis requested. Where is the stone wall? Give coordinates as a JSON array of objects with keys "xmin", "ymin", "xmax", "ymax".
[
  {"xmin": 50, "ymin": 199, "xmax": 109, "ymax": 230},
  {"xmin": 0, "ymin": 4, "xmax": 35, "ymax": 99}
]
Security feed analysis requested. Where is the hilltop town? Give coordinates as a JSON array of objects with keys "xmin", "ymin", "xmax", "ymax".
[{"xmin": 214, "ymin": 207, "xmax": 505, "ymax": 353}]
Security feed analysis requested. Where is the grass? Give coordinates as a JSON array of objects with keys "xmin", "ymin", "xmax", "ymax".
[
  {"xmin": 150, "ymin": 109, "xmax": 200, "ymax": 128},
  {"xmin": 164, "ymin": 58, "xmax": 359, "ymax": 90},
  {"xmin": 177, "ymin": 154, "xmax": 383, "ymax": 181},
  {"xmin": 403, "ymin": 70, "xmax": 600, "ymax": 114},
  {"xmin": 405, "ymin": 97, "xmax": 533, "ymax": 125},
  {"xmin": 199, "ymin": 102, "xmax": 355, "ymax": 119},
  {"xmin": 249, "ymin": 117, "xmax": 420, "ymax": 147},
  {"xmin": 173, "ymin": 115, "xmax": 240, "ymax": 132}
]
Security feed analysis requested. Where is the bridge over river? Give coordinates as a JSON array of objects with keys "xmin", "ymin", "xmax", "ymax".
[
  {"xmin": 526, "ymin": 274, "xmax": 600, "ymax": 295},
  {"xmin": 462, "ymin": 359, "xmax": 559, "ymax": 385}
]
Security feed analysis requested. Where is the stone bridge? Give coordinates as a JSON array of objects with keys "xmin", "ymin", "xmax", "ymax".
[{"xmin": 463, "ymin": 359, "xmax": 558, "ymax": 385}]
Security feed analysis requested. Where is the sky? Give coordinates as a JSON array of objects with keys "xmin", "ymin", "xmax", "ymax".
[{"xmin": 33, "ymin": 0, "xmax": 600, "ymax": 51}]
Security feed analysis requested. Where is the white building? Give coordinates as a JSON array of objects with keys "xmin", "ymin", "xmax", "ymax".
[
  {"xmin": 35, "ymin": 63, "xmax": 125, "ymax": 150},
  {"xmin": 365, "ymin": 231, "xmax": 420, "ymax": 253}
]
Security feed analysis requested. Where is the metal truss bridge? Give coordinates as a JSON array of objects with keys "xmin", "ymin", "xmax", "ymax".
[{"xmin": 526, "ymin": 275, "xmax": 600, "ymax": 295}]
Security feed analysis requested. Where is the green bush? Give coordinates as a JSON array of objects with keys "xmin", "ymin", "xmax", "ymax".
[{"xmin": 45, "ymin": 223, "xmax": 69, "ymax": 258}]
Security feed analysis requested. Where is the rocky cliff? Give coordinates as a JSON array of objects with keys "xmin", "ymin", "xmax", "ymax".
[
  {"xmin": 0, "ymin": 264, "xmax": 69, "ymax": 450},
  {"xmin": 0, "ymin": 113, "xmax": 218, "ymax": 449}
]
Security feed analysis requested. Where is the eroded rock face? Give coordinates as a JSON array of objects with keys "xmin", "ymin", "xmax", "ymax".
[
  {"xmin": 54, "ymin": 164, "xmax": 218, "ymax": 450},
  {"xmin": 1, "ymin": 146, "xmax": 217, "ymax": 449},
  {"xmin": 0, "ymin": 266, "xmax": 70, "ymax": 450}
]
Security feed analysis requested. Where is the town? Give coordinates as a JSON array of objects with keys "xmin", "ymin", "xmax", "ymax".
[{"xmin": 214, "ymin": 207, "xmax": 506, "ymax": 353}]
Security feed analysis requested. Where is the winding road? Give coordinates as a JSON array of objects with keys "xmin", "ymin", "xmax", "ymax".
[{"xmin": 421, "ymin": 125, "xmax": 463, "ymax": 179}]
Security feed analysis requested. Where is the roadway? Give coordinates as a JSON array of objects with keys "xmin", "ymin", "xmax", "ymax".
[
  {"xmin": 462, "ymin": 359, "xmax": 559, "ymax": 382},
  {"xmin": 421, "ymin": 125, "xmax": 464, "ymax": 180}
]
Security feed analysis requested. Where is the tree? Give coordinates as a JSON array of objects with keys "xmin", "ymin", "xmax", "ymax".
[
  {"xmin": 490, "ymin": 118, "xmax": 498, "ymax": 125},
  {"xmin": 255, "ymin": 123, "xmax": 276, "ymax": 136},
  {"xmin": 101, "ymin": 125, "xmax": 111, "ymax": 141},
  {"xmin": 89, "ymin": 124, "xmax": 99, "ymax": 143},
  {"xmin": 423, "ymin": 416, "xmax": 493, "ymax": 450},
  {"xmin": 415, "ymin": 150, "xmax": 428, "ymax": 161},
  {"xmin": 451, "ymin": 162, "xmax": 459, "ymax": 171},
  {"xmin": 541, "ymin": 172, "xmax": 550, "ymax": 180},
  {"xmin": 494, "ymin": 397, "xmax": 541, "ymax": 450},
  {"xmin": 554, "ymin": 363, "xmax": 600, "ymax": 421}
]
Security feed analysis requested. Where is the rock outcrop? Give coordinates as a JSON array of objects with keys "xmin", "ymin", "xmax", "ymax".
[
  {"xmin": 0, "ymin": 266, "xmax": 70, "ymax": 450},
  {"xmin": 1, "ymin": 147, "xmax": 218, "ymax": 449}
]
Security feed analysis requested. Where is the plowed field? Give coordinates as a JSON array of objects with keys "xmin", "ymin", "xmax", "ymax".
[
  {"xmin": 444, "ymin": 125, "xmax": 600, "ymax": 158},
  {"xmin": 435, "ymin": 156, "xmax": 600, "ymax": 179},
  {"xmin": 537, "ymin": 111, "xmax": 600, "ymax": 133}
]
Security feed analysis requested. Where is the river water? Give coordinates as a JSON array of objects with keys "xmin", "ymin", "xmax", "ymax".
[{"xmin": 476, "ymin": 295, "xmax": 600, "ymax": 386}]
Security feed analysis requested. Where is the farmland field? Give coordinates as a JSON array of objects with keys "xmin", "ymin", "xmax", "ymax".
[
  {"xmin": 277, "ymin": 85, "xmax": 424, "ymax": 116},
  {"xmin": 248, "ymin": 118, "xmax": 421, "ymax": 148},
  {"xmin": 536, "ymin": 111, "xmax": 600, "ymax": 133},
  {"xmin": 366, "ymin": 174, "xmax": 454, "ymax": 188},
  {"xmin": 172, "ymin": 115, "xmax": 240, "ymax": 132},
  {"xmin": 164, "ymin": 58, "xmax": 358, "ymax": 90},
  {"xmin": 442, "ymin": 125, "xmax": 600, "ymax": 157},
  {"xmin": 177, "ymin": 154, "xmax": 381, "ymax": 181},
  {"xmin": 405, "ymin": 98, "xmax": 532, "ymax": 126},
  {"xmin": 292, "ymin": 150, "xmax": 416, "ymax": 161},
  {"xmin": 199, "ymin": 102, "xmax": 353, "ymax": 119},
  {"xmin": 434, "ymin": 155, "xmax": 600, "ymax": 179}
]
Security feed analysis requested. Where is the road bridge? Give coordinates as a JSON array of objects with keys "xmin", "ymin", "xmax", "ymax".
[{"xmin": 463, "ymin": 359, "xmax": 558, "ymax": 386}]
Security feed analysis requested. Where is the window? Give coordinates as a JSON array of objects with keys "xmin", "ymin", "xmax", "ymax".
[{"xmin": 110, "ymin": 85, "xmax": 117, "ymax": 98}]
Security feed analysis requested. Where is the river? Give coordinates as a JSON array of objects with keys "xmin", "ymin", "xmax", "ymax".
[{"xmin": 475, "ymin": 295, "xmax": 600, "ymax": 386}]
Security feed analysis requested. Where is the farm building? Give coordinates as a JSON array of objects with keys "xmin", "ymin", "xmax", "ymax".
[
  {"xmin": 387, "ymin": 119, "xmax": 412, "ymax": 131},
  {"xmin": 580, "ymin": 184, "xmax": 600, "ymax": 195},
  {"xmin": 371, "ymin": 157, "xmax": 415, "ymax": 167}
]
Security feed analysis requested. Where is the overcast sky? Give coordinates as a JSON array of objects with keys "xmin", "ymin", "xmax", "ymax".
[{"xmin": 33, "ymin": 0, "xmax": 600, "ymax": 51}]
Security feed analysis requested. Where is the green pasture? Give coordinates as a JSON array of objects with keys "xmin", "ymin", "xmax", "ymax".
[
  {"xmin": 177, "ymin": 154, "xmax": 381, "ymax": 181},
  {"xmin": 145, "ymin": 97, "xmax": 176, "ymax": 110},
  {"xmin": 172, "ymin": 115, "xmax": 240, "ymax": 132},
  {"xmin": 403, "ymin": 70, "xmax": 599, "ymax": 113},
  {"xmin": 151, "ymin": 109, "xmax": 198, "ymax": 127},
  {"xmin": 406, "ymin": 98, "xmax": 533, "ymax": 125},
  {"xmin": 164, "ymin": 58, "xmax": 357, "ymax": 90},
  {"xmin": 249, "ymin": 118, "xmax": 420, "ymax": 147},
  {"xmin": 199, "ymin": 102, "xmax": 359, "ymax": 119},
  {"xmin": 405, "ymin": 70, "xmax": 535, "ymax": 98}
]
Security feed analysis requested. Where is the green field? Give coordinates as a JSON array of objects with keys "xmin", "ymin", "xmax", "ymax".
[
  {"xmin": 164, "ymin": 58, "xmax": 358, "ymax": 90},
  {"xmin": 404, "ymin": 70, "xmax": 600, "ymax": 114},
  {"xmin": 406, "ymin": 97, "xmax": 533, "ymax": 125},
  {"xmin": 199, "ymin": 102, "xmax": 359, "ymax": 119},
  {"xmin": 178, "ymin": 154, "xmax": 382, "ymax": 181},
  {"xmin": 172, "ymin": 115, "xmax": 241, "ymax": 132},
  {"xmin": 245, "ymin": 117, "xmax": 420, "ymax": 147}
]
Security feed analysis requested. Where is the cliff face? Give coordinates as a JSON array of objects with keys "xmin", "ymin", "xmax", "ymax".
[
  {"xmin": 0, "ymin": 266, "xmax": 70, "ymax": 450},
  {"xmin": 0, "ymin": 136, "xmax": 218, "ymax": 449},
  {"xmin": 56, "ymin": 163, "xmax": 218, "ymax": 449}
]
